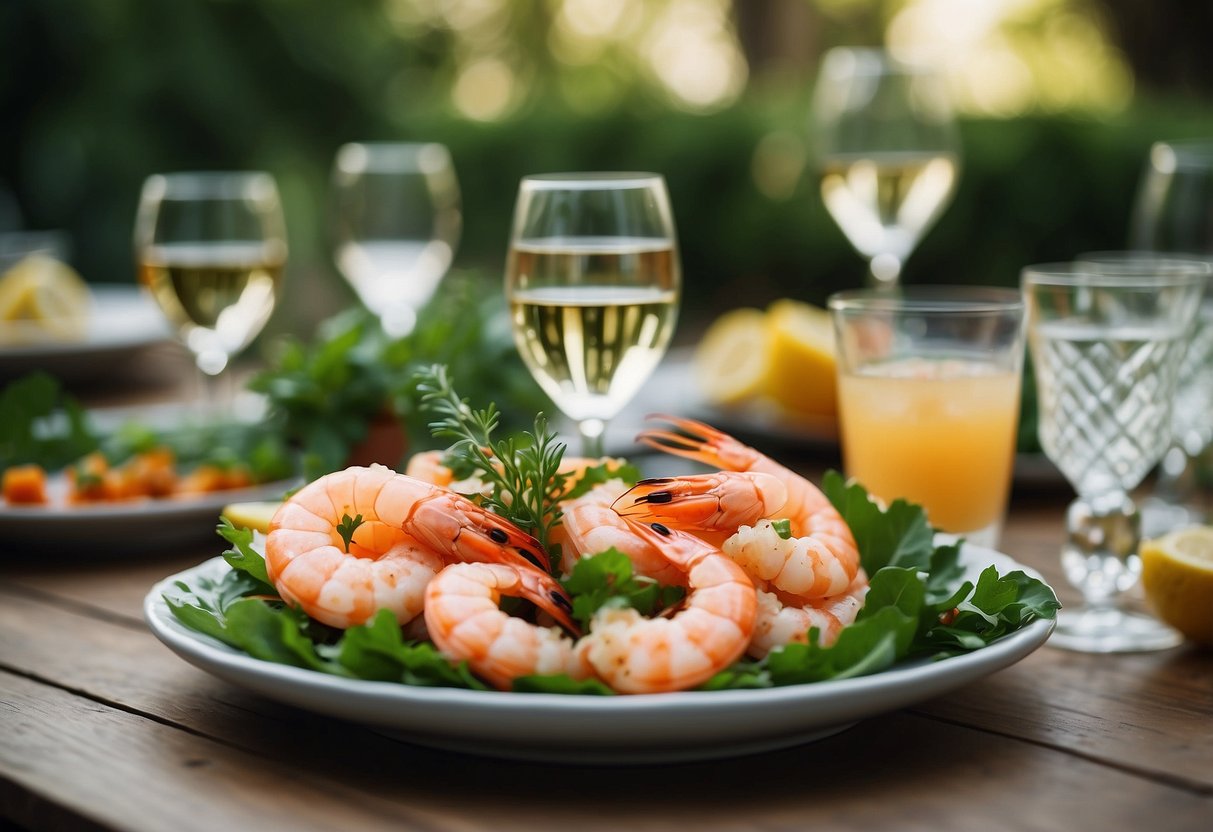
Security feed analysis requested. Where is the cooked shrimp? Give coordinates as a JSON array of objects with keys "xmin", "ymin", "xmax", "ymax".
[
  {"xmin": 266, "ymin": 465, "xmax": 577, "ymax": 632},
  {"xmin": 556, "ymin": 480, "xmax": 688, "ymax": 586},
  {"xmin": 578, "ymin": 519, "xmax": 756, "ymax": 694},
  {"xmin": 722, "ymin": 519, "xmax": 856, "ymax": 598},
  {"xmin": 633, "ymin": 415, "xmax": 860, "ymax": 598},
  {"xmin": 748, "ymin": 571, "xmax": 869, "ymax": 659},
  {"xmin": 424, "ymin": 562, "xmax": 594, "ymax": 691}
]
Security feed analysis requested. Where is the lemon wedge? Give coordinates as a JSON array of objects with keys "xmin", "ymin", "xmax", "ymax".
[
  {"xmin": 221, "ymin": 501, "xmax": 283, "ymax": 534},
  {"xmin": 693, "ymin": 307, "xmax": 773, "ymax": 406},
  {"xmin": 1140, "ymin": 526, "xmax": 1213, "ymax": 646},
  {"xmin": 764, "ymin": 299, "xmax": 838, "ymax": 418},
  {"xmin": 0, "ymin": 254, "xmax": 91, "ymax": 342}
]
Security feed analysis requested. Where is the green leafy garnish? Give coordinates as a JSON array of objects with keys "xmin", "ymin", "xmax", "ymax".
[
  {"xmin": 336, "ymin": 513, "xmax": 364, "ymax": 552},
  {"xmin": 166, "ymin": 524, "xmax": 487, "ymax": 689},
  {"xmin": 771, "ymin": 518, "xmax": 792, "ymax": 540},
  {"xmin": 0, "ymin": 372, "xmax": 98, "ymax": 471},
  {"xmin": 414, "ymin": 364, "xmax": 567, "ymax": 557},
  {"xmin": 703, "ymin": 473, "xmax": 1059, "ymax": 690},
  {"xmin": 249, "ymin": 275, "xmax": 548, "ymax": 479},
  {"xmin": 562, "ymin": 460, "xmax": 643, "ymax": 501},
  {"xmin": 561, "ymin": 548, "xmax": 686, "ymax": 630}
]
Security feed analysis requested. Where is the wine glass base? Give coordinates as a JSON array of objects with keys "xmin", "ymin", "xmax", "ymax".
[{"xmin": 1049, "ymin": 607, "xmax": 1183, "ymax": 653}]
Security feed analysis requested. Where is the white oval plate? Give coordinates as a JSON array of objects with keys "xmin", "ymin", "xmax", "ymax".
[
  {"xmin": 145, "ymin": 545, "xmax": 1055, "ymax": 764},
  {"xmin": 0, "ymin": 478, "xmax": 295, "ymax": 553},
  {"xmin": 0, "ymin": 285, "xmax": 171, "ymax": 378}
]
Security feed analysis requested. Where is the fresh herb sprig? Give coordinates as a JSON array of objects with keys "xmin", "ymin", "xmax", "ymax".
[{"xmin": 413, "ymin": 364, "xmax": 567, "ymax": 558}]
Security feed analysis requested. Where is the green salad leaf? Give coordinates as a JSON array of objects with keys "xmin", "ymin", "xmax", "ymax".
[
  {"xmin": 561, "ymin": 548, "xmax": 686, "ymax": 630},
  {"xmin": 164, "ymin": 526, "xmax": 487, "ymax": 690},
  {"xmin": 0, "ymin": 371, "xmax": 294, "ymax": 482},
  {"xmin": 0, "ymin": 372, "xmax": 97, "ymax": 470},
  {"xmin": 703, "ymin": 473, "xmax": 1059, "ymax": 690}
]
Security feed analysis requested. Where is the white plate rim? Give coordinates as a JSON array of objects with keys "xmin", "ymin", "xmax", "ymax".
[
  {"xmin": 144, "ymin": 545, "xmax": 1056, "ymax": 763},
  {"xmin": 0, "ymin": 285, "xmax": 169, "ymax": 360}
]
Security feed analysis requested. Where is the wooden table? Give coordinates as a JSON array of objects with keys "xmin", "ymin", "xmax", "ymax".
[
  {"xmin": 2, "ymin": 489, "xmax": 1210, "ymax": 832},
  {"xmin": 1, "ymin": 340, "xmax": 1211, "ymax": 832}
]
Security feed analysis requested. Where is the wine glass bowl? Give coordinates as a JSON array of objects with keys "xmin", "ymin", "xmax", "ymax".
[
  {"xmin": 811, "ymin": 47, "xmax": 960, "ymax": 287},
  {"xmin": 331, "ymin": 142, "xmax": 461, "ymax": 338},
  {"xmin": 1023, "ymin": 261, "xmax": 1207, "ymax": 652},
  {"xmin": 504, "ymin": 172, "xmax": 681, "ymax": 457},
  {"xmin": 134, "ymin": 171, "xmax": 286, "ymax": 402}
]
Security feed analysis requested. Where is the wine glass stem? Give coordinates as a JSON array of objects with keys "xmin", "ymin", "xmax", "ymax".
[
  {"xmin": 195, "ymin": 362, "xmax": 234, "ymax": 420},
  {"xmin": 577, "ymin": 418, "xmax": 607, "ymax": 459},
  {"xmin": 868, "ymin": 253, "xmax": 903, "ymax": 287}
]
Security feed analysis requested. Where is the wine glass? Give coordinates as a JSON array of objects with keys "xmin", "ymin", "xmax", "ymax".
[
  {"xmin": 1074, "ymin": 251, "xmax": 1213, "ymax": 538},
  {"xmin": 1022, "ymin": 262, "xmax": 1206, "ymax": 652},
  {"xmin": 135, "ymin": 171, "xmax": 287, "ymax": 411},
  {"xmin": 810, "ymin": 47, "xmax": 960, "ymax": 287},
  {"xmin": 331, "ymin": 142, "xmax": 461, "ymax": 338},
  {"xmin": 1127, "ymin": 139, "xmax": 1213, "ymax": 533},
  {"xmin": 504, "ymin": 173, "xmax": 681, "ymax": 458}
]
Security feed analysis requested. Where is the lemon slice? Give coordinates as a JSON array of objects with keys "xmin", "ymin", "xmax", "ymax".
[
  {"xmin": 693, "ymin": 308, "xmax": 773, "ymax": 406},
  {"xmin": 221, "ymin": 501, "xmax": 283, "ymax": 534},
  {"xmin": 1140, "ymin": 526, "xmax": 1213, "ymax": 646},
  {"xmin": 764, "ymin": 299, "xmax": 838, "ymax": 418},
  {"xmin": 0, "ymin": 254, "xmax": 91, "ymax": 341}
]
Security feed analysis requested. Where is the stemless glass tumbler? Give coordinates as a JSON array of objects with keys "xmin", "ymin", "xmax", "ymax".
[
  {"xmin": 1023, "ymin": 263, "xmax": 1207, "ymax": 652},
  {"xmin": 830, "ymin": 287, "xmax": 1024, "ymax": 549}
]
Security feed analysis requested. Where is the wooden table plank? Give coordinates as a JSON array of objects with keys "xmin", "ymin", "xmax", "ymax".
[
  {"xmin": 5, "ymin": 666, "xmax": 1211, "ymax": 832},
  {"xmin": 1, "ymin": 583, "xmax": 1211, "ymax": 830}
]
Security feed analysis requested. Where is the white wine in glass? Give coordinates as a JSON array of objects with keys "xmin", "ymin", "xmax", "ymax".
[
  {"xmin": 331, "ymin": 142, "xmax": 461, "ymax": 338},
  {"xmin": 135, "ymin": 172, "xmax": 286, "ymax": 409},
  {"xmin": 505, "ymin": 174, "xmax": 681, "ymax": 457},
  {"xmin": 812, "ymin": 48, "xmax": 959, "ymax": 287}
]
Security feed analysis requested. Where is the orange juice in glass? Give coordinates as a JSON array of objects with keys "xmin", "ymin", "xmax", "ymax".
[{"xmin": 829, "ymin": 288, "xmax": 1025, "ymax": 548}]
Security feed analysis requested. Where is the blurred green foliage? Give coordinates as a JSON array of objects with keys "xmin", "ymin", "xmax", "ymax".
[{"xmin": 4, "ymin": 0, "xmax": 1213, "ymax": 341}]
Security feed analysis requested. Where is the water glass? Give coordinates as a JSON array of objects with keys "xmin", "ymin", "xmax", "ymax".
[
  {"xmin": 829, "ymin": 287, "xmax": 1024, "ymax": 548},
  {"xmin": 1074, "ymin": 252, "xmax": 1213, "ymax": 537},
  {"xmin": 331, "ymin": 142, "xmax": 461, "ymax": 338},
  {"xmin": 811, "ymin": 48, "xmax": 960, "ymax": 287},
  {"xmin": 1023, "ymin": 262, "xmax": 1206, "ymax": 652}
]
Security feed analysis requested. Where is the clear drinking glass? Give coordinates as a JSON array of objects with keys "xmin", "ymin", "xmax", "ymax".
[
  {"xmin": 504, "ymin": 173, "xmax": 681, "ymax": 457},
  {"xmin": 1127, "ymin": 138, "xmax": 1213, "ymax": 532},
  {"xmin": 1023, "ymin": 263, "xmax": 1206, "ymax": 652},
  {"xmin": 829, "ymin": 287, "xmax": 1024, "ymax": 549},
  {"xmin": 135, "ymin": 171, "xmax": 287, "ymax": 410},
  {"xmin": 811, "ymin": 47, "xmax": 960, "ymax": 288},
  {"xmin": 331, "ymin": 142, "xmax": 461, "ymax": 338},
  {"xmin": 1074, "ymin": 252, "xmax": 1213, "ymax": 538}
]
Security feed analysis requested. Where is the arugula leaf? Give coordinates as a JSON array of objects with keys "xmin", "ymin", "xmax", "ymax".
[
  {"xmin": 561, "ymin": 548, "xmax": 685, "ymax": 630},
  {"xmin": 764, "ymin": 607, "xmax": 917, "ymax": 684},
  {"xmin": 821, "ymin": 470, "xmax": 935, "ymax": 573},
  {"xmin": 216, "ymin": 520, "xmax": 273, "ymax": 588},
  {"xmin": 512, "ymin": 674, "xmax": 616, "ymax": 695},
  {"xmin": 332, "ymin": 610, "xmax": 489, "ymax": 689}
]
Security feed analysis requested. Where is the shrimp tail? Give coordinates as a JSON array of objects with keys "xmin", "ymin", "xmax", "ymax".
[{"xmin": 514, "ymin": 567, "xmax": 581, "ymax": 637}]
